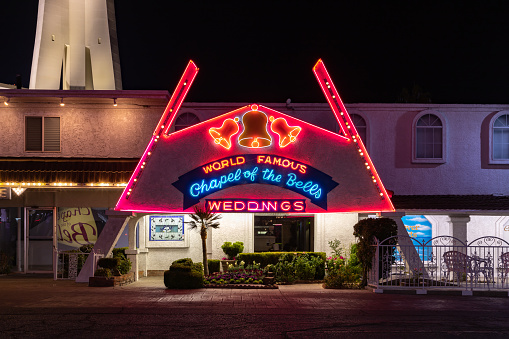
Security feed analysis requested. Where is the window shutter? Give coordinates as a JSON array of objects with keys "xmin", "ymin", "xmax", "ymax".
[
  {"xmin": 25, "ymin": 117, "xmax": 43, "ymax": 151},
  {"xmin": 44, "ymin": 117, "xmax": 60, "ymax": 152}
]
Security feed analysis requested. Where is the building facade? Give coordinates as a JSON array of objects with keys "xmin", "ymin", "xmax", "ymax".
[{"xmin": 1, "ymin": 85, "xmax": 508, "ymax": 278}]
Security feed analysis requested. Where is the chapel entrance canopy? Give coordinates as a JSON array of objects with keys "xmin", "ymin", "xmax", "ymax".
[{"xmin": 115, "ymin": 60, "xmax": 394, "ymax": 214}]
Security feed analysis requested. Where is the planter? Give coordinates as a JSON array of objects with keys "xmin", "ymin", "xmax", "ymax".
[
  {"xmin": 89, "ymin": 272, "xmax": 135, "ymax": 287},
  {"xmin": 220, "ymin": 260, "xmax": 235, "ymax": 272}
]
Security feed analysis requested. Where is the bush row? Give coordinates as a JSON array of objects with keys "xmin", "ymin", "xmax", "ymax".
[{"xmin": 237, "ymin": 252, "xmax": 326, "ymax": 268}]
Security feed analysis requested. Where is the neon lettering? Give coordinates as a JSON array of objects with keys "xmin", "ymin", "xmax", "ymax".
[
  {"xmin": 243, "ymin": 167, "xmax": 259, "ymax": 181},
  {"xmin": 234, "ymin": 201, "xmax": 246, "ymax": 210},
  {"xmin": 294, "ymin": 201, "xmax": 305, "ymax": 211},
  {"xmin": 223, "ymin": 201, "xmax": 233, "ymax": 211},
  {"xmin": 248, "ymin": 201, "xmax": 259, "ymax": 211},
  {"xmin": 286, "ymin": 173, "xmax": 322, "ymax": 199},
  {"xmin": 262, "ymin": 201, "xmax": 277, "ymax": 211},
  {"xmin": 203, "ymin": 156, "xmax": 246, "ymax": 173},
  {"xmin": 281, "ymin": 201, "xmax": 291, "ymax": 211},
  {"xmin": 262, "ymin": 169, "xmax": 282, "ymax": 183},
  {"xmin": 208, "ymin": 200, "xmax": 222, "ymax": 210}
]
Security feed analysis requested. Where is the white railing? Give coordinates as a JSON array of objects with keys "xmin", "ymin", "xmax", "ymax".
[
  {"xmin": 369, "ymin": 236, "xmax": 509, "ymax": 291},
  {"xmin": 55, "ymin": 250, "xmax": 103, "ymax": 280}
]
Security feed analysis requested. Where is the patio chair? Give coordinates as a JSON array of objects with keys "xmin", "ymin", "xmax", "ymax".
[
  {"xmin": 443, "ymin": 251, "xmax": 472, "ymax": 283},
  {"xmin": 499, "ymin": 252, "xmax": 509, "ymax": 284},
  {"xmin": 443, "ymin": 250, "xmax": 493, "ymax": 284}
]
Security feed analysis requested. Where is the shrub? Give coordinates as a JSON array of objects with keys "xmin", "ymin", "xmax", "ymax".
[
  {"xmin": 237, "ymin": 252, "xmax": 326, "ymax": 271},
  {"xmin": 294, "ymin": 254, "xmax": 316, "ymax": 280},
  {"xmin": 94, "ymin": 268, "xmax": 112, "ymax": 278},
  {"xmin": 164, "ymin": 258, "xmax": 204, "ymax": 289},
  {"xmin": 208, "ymin": 259, "xmax": 220, "ymax": 273},
  {"xmin": 323, "ymin": 242, "xmax": 361, "ymax": 289},
  {"xmin": 117, "ymin": 258, "xmax": 132, "ymax": 275},
  {"xmin": 221, "ymin": 241, "xmax": 244, "ymax": 260},
  {"xmin": 97, "ymin": 257, "xmax": 120, "ymax": 270},
  {"xmin": 0, "ymin": 252, "xmax": 12, "ymax": 274},
  {"xmin": 353, "ymin": 217, "xmax": 398, "ymax": 287}
]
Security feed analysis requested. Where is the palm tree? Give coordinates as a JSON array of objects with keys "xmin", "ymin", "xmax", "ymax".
[{"xmin": 187, "ymin": 205, "xmax": 222, "ymax": 275}]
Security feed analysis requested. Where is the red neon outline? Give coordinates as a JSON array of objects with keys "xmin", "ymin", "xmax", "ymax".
[
  {"xmin": 270, "ymin": 117, "xmax": 302, "ymax": 148},
  {"xmin": 208, "ymin": 118, "xmax": 240, "ymax": 149},
  {"xmin": 153, "ymin": 60, "xmax": 199, "ymax": 137},
  {"xmin": 116, "ymin": 60, "xmax": 198, "ymax": 211},
  {"xmin": 313, "ymin": 59, "xmax": 394, "ymax": 211},
  {"xmin": 238, "ymin": 109, "xmax": 273, "ymax": 148}
]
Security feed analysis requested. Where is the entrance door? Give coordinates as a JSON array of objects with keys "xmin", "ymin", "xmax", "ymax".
[
  {"xmin": 25, "ymin": 208, "xmax": 56, "ymax": 273},
  {"xmin": 254, "ymin": 215, "xmax": 314, "ymax": 252}
]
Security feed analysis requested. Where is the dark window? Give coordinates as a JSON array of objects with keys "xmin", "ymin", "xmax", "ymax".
[
  {"xmin": 416, "ymin": 114, "xmax": 442, "ymax": 159},
  {"xmin": 493, "ymin": 114, "xmax": 509, "ymax": 160},
  {"xmin": 350, "ymin": 114, "xmax": 367, "ymax": 145},
  {"xmin": 174, "ymin": 113, "xmax": 200, "ymax": 131},
  {"xmin": 25, "ymin": 117, "xmax": 60, "ymax": 152}
]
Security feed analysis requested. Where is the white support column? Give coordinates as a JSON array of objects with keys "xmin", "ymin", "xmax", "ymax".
[
  {"xmin": 381, "ymin": 212, "xmax": 427, "ymax": 277},
  {"xmin": 125, "ymin": 214, "xmax": 143, "ymax": 281},
  {"xmin": 448, "ymin": 215, "xmax": 470, "ymax": 244},
  {"xmin": 76, "ymin": 210, "xmax": 134, "ymax": 283}
]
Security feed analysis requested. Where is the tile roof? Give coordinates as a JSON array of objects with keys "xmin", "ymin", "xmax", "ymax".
[
  {"xmin": 0, "ymin": 158, "xmax": 138, "ymax": 184},
  {"xmin": 392, "ymin": 195, "xmax": 509, "ymax": 211}
]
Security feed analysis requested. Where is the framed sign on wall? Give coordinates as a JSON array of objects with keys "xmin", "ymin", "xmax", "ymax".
[{"xmin": 147, "ymin": 215, "xmax": 189, "ymax": 248}]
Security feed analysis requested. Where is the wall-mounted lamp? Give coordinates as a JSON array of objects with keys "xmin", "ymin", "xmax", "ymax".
[
  {"xmin": 113, "ymin": 98, "xmax": 117, "ymax": 107},
  {"xmin": 4, "ymin": 97, "xmax": 9, "ymax": 106},
  {"xmin": 60, "ymin": 98, "xmax": 65, "ymax": 106},
  {"xmin": 12, "ymin": 186, "xmax": 26, "ymax": 196}
]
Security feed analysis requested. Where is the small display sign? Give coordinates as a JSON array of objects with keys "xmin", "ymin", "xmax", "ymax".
[
  {"xmin": 0, "ymin": 187, "xmax": 12, "ymax": 200},
  {"xmin": 149, "ymin": 216, "xmax": 184, "ymax": 241}
]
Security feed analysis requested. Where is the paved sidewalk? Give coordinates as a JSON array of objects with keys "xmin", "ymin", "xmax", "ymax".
[{"xmin": 1, "ymin": 274, "xmax": 509, "ymax": 338}]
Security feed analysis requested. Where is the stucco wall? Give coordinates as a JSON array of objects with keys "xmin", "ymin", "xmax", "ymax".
[{"xmin": 0, "ymin": 96, "xmax": 165, "ymax": 158}]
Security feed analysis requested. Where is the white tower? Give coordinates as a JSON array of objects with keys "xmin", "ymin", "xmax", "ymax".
[{"xmin": 29, "ymin": 0, "xmax": 122, "ymax": 90}]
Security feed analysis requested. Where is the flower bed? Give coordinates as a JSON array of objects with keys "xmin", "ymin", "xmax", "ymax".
[{"xmin": 204, "ymin": 268, "xmax": 264, "ymax": 286}]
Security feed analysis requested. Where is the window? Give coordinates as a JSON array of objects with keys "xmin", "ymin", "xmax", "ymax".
[
  {"xmin": 174, "ymin": 112, "xmax": 200, "ymax": 131},
  {"xmin": 492, "ymin": 114, "xmax": 509, "ymax": 161},
  {"xmin": 414, "ymin": 113, "xmax": 444, "ymax": 162},
  {"xmin": 25, "ymin": 117, "xmax": 60, "ymax": 152},
  {"xmin": 350, "ymin": 114, "xmax": 367, "ymax": 145}
]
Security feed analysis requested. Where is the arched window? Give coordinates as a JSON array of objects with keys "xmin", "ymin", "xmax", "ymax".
[
  {"xmin": 492, "ymin": 114, "xmax": 509, "ymax": 160},
  {"xmin": 414, "ymin": 113, "xmax": 444, "ymax": 162},
  {"xmin": 350, "ymin": 114, "xmax": 367, "ymax": 145},
  {"xmin": 174, "ymin": 113, "xmax": 200, "ymax": 131}
]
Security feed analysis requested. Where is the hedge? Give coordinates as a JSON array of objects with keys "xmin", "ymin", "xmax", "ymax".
[
  {"xmin": 237, "ymin": 252, "xmax": 326, "ymax": 267},
  {"xmin": 164, "ymin": 258, "xmax": 204, "ymax": 289}
]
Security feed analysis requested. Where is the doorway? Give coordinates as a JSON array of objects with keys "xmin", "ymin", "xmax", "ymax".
[
  {"xmin": 254, "ymin": 215, "xmax": 314, "ymax": 252},
  {"xmin": 25, "ymin": 208, "xmax": 56, "ymax": 273}
]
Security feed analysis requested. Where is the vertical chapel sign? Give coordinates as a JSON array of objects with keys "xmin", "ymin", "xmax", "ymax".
[{"xmin": 116, "ymin": 60, "xmax": 394, "ymax": 214}]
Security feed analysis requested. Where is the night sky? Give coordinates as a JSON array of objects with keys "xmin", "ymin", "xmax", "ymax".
[{"xmin": 1, "ymin": 1, "xmax": 508, "ymax": 104}]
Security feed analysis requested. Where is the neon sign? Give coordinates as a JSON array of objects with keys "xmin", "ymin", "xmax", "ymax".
[
  {"xmin": 206, "ymin": 199, "xmax": 306, "ymax": 213},
  {"xmin": 270, "ymin": 117, "xmax": 302, "ymax": 148},
  {"xmin": 209, "ymin": 118, "xmax": 240, "ymax": 150},
  {"xmin": 208, "ymin": 104, "xmax": 302, "ymax": 150},
  {"xmin": 172, "ymin": 154, "xmax": 338, "ymax": 210}
]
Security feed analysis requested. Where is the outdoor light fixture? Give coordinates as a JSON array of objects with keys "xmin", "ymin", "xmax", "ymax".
[
  {"xmin": 12, "ymin": 186, "xmax": 26, "ymax": 196},
  {"xmin": 113, "ymin": 98, "xmax": 117, "ymax": 106},
  {"xmin": 3, "ymin": 97, "xmax": 9, "ymax": 106},
  {"xmin": 60, "ymin": 98, "xmax": 65, "ymax": 106}
]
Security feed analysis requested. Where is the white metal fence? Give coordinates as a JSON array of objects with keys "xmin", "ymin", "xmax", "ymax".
[
  {"xmin": 368, "ymin": 235, "xmax": 509, "ymax": 291},
  {"xmin": 55, "ymin": 250, "xmax": 103, "ymax": 280}
]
